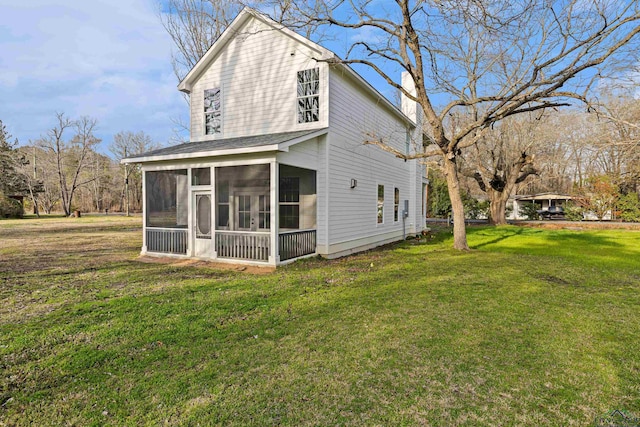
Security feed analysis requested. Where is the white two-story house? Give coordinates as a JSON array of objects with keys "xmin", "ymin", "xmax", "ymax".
[{"xmin": 124, "ymin": 7, "xmax": 428, "ymax": 266}]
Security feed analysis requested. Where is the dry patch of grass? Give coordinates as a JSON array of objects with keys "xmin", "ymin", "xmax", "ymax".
[{"xmin": 138, "ymin": 255, "xmax": 275, "ymax": 274}]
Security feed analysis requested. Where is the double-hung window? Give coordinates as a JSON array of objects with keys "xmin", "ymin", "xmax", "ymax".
[
  {"xmin": 204, "ymin": 87, "xmax": 221, "ymax": 135},
  {"xmin": 297, "ymin": 68, "xmax": 319, "ymax": 123}
]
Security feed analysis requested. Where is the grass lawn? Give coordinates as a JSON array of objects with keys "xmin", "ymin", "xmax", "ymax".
[{"xmin": 1, "ymin": 216, "xmax": 639, "ymax": 426}]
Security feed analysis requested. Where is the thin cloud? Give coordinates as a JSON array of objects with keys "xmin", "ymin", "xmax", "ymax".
[{"xmin": 0, "ymin": 0, "xmax": 187, "ymax": 152}]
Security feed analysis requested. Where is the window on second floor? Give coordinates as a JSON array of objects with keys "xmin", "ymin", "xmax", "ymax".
[
  {"xmin": 204, "ymin": 87, "xmax": 221, "ymax": 135},
  {"xmin": 297, "ymin": 68, "xmax": 319, "ymax": 123}
]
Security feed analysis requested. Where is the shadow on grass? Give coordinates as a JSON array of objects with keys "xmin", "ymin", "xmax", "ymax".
[
  {"xmin": 471, "ymin": 227, "xmax": 525, "ymax": 249},
  {"xmin": 467, "ymin": 226, "xmax": 639, "ymax": 271}
]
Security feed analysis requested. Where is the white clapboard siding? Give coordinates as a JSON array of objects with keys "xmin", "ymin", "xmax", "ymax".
[
  {"xmin": 326, "ymin": 67, "xmax": 413, "ymax": 247},
  {"xmin": 190, "ymin": 17, "xmax": 328, "ymax": 141}
]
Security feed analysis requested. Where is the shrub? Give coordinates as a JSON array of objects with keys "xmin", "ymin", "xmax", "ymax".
[
  {"xmin": 519, "ymin": 202, "xmax": 539, "ymax": 220},
  {"xmin": 0, "ymin": 194, "xmax": 24, "ymax": 218},
  {"xmin": 563, "ymin": 202, "xmax": 585, "ymax": 221},
  {"xmin": 618, "ymin": 193, "xmax": 640, "ymax": 222},
  {"xmin": 462, "ymin": 195, "xmax": 489, "ymax": 220}
]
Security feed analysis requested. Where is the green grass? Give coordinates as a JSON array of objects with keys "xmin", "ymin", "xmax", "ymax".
[{"xmin": 1, "ymin": 218, "xmax": 639, "ymax": 426}]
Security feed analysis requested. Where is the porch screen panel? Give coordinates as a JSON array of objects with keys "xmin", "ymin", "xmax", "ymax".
[
  {"xmin": 146, "ymin": 169, "xmax": 188, "ymax": 228},
  {"xmin": 279, "ymin": 177, "xmax": 300, "ymax": 229},
  {"xmin": 215, "ymin": 164, "xmax": 270, "ymax": 231}
]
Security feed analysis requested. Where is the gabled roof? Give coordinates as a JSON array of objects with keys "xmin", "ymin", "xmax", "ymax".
[
  {"xmin": 177, "ymin": 7, "xmax": 414, "ymax": 127},
  {"xmin": 122, "ymin": 128, "xmax": 327, "ymax": 164}
]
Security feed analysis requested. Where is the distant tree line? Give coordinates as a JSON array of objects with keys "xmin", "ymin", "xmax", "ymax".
[
  {"xmin": 428, "ymin": 93, "xmax": 640, "ymax": 222},
  {"xmin": 0, "ymin": 114, "xmax": 160, "ymax": 218}
]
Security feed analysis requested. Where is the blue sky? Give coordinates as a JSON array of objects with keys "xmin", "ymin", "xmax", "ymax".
[
  {"xmin": 0, "ymin": 1, "xmax": 397, "ymax": 157},
  {"xmin": 0, "ymin": 1, "xmax": 407, "ymax": 157},
  {"xmin": 4, "ymin": 2, "xmax": 631, "ymax": 158},
  {"xmin": 0, "ymin": 0, "xmax": 188, "ymax": 154}
]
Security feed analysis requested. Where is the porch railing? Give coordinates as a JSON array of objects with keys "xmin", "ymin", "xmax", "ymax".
[
  {"xmin": 215, "ymin": 231, "xmax": 270, "ymax": 261},
  {"xmin": 279, "ymin": 229, "xmax": 316, "ymax": 261},
  {"xmin": 146, "ymin": 228, "xmax": 188, "ymax": 255}
]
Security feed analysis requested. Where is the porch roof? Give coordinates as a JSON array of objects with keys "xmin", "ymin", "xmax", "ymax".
[
  {"xmin": 122, "ymin": 128, "xmax": 328, "ymax": 164},
  {"xmin": 515, "ymin": 193, "xmax": 573, "ymax": 201}
]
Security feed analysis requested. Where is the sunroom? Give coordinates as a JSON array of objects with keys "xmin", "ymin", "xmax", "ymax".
[{"xmin": 128, "ymin": 130, "xmax": 324, "ymax": 266}]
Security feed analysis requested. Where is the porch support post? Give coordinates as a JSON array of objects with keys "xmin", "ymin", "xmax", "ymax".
[
  {"xmin": 269, "ymin": 160, "xmax": 279, "ymax": 265},
  {"xmin": 187, "ymin": 168, "xmax": 194, "ymax": 257},
  {"xmin": 211, "ymin": 166, "xmax": 217, "ymax": 259},
  {"xmin": 141, "ymin": 167, "xmax": 147, "ymax": 254}
]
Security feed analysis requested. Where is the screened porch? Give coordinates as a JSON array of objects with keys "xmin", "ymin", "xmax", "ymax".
[{"xmin": 143, "ymin": 163, "xmax": 316, "ymax": 264}]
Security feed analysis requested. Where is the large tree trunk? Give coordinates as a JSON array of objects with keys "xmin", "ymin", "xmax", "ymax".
[
  {"xmin": 488, "ymin": 190, "xmax": 508, "ymax": 225},
  {"xmin": 443, "ymin": 156, "xmax": 470, "ymax": 250}
]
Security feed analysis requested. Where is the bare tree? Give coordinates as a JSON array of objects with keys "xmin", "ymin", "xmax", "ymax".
[
  {"xmin": 158, "ymin": 0, "xmax": 244, "ymax": 81},
  {"xmin": 109, "ymin": 131, "xmax": 160, "ymax": 213},
  {"xmin": 271, "ymin": 0, "xmax": 640, "ymax": 249},
  {"xmin": 38, "ymin": 114, "xmax": 100, "ymax": 216},
  {"xmin": 461, "ymin": 114, "xmax": 542, "ymax": 225},
  {"xmin": 589, "ymin": 92, "xmax": 640, "ymax": 192}
]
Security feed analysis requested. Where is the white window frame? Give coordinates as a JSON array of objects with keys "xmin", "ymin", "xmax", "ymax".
[
  {"xmin": 296, "ymin": 68, "xmax": 320, "ymax": 124},
  {"xmin": 204, "ymin": 86, "xmax": 222, "ymax": 136},
  {"xmin": 377, "ymin": 184, "xmax": 384, "ymax": 225}
]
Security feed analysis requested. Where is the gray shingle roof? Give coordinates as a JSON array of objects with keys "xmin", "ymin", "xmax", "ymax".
[{"xmin": 126, "ymin": 130, "xmax": 321, "ymax": 160}]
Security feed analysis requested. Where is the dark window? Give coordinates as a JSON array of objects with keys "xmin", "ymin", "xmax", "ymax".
[
  {"xmin": 394, "ymin": 188, "xmax": 400, "ymax": 222},
  {"xmin": 279, "ymin": 177, "xmax": 300, "ymax": 229},
  {"xmin": 280, "ymin": 177, "xmax": 300, "ymax": 202},
  {"xmin": 218, "ymin": 205, "xmax": 229, "ymax": 228},
  {"xmin": 280, "ymin": 205, "xmax": 300, "ymax": 229}
]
